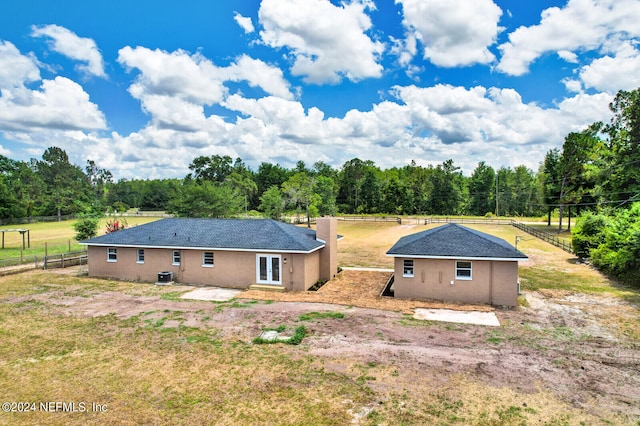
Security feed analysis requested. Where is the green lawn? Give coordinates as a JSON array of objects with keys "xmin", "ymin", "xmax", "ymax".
[{"xmin": 0, "ymin": 216, "xmax": 160, "ymax": 263}]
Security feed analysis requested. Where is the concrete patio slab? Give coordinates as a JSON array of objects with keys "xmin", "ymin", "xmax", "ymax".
[
  {"xmin": 180, "ymin": 287, "xmax": 242, "ymax": 302},
  {"xmin": 414, "ymin": 308, "xmax": 500, "ymax": 327}
]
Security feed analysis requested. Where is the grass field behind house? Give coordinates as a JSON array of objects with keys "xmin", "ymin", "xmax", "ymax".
[{"xmin": 0, "ymin": 216, "xmax": 160, "ymax": 261}]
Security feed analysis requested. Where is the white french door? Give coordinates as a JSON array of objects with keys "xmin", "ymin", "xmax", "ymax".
[{"xmin": 256, "ymin": 254, "xmax": 281, "ymax": 285}]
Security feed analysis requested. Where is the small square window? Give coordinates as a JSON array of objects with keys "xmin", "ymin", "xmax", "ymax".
[
  {"xmin": 202, "ymin": 252, "xmax": 214, "ymax": 267},
  {"xmin": 403, "ymin": 259, "xmax": 414, "ymax": 277},
  {"xmin": 107, "ymin": 247, "xmax": 117, "ymax": 262},
  {"xmin": 137, "ymin": 249, "xmax": 145, "ymax": 263},
  {"xmin": 455, "ymin": 261, "xmax": 472, "ymax": 280},
  {"xmin": 172, "ymin": 250, "xmax": 181, "ymax": 266}
]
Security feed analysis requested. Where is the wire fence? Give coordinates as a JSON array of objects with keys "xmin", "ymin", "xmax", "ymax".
[{"xmin": 0, "ymin": 256, "xmax": 42, "ymax": 276}]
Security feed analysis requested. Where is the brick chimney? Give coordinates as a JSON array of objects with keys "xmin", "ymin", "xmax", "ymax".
[{"xmin": 316, "ymin": 217, "xmax": 338, "ymax": 281}]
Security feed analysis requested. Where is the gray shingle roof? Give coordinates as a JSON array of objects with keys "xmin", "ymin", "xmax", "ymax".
[
  {"xmin": 81, "ymin": 218, "xmax": 324, "ymax": 253},
  {"xmin": 386, "ymin": 223, "xmax": 527, "ymax": 260}
]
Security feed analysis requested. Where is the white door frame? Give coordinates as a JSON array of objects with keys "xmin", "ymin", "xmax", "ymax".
[{"xmin": 256, "ymin": 254, "xmax": 282, "ymax": 285}]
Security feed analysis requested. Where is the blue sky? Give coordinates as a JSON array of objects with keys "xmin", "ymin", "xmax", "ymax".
[{"xmin": 1, "ymin": 0, "xmax": 639, "ymax": 179}]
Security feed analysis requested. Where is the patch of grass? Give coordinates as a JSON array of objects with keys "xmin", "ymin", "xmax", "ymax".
[
  {"xmin": 253, "ymin": 325, "xmax": 307, "ymax": 345},
  {"xmin": 398, "ymin": 315, "xmax": 438, "ymax": 327},
  {"xmin": 308, "ymin": 279, "xmax": 328, "ymax": 291},
  {"xmin": 228, "ymin": 300, "xmax": 258, "ymax": 308},
  {"xmin": 160, "ymin": 291, "xmax": 188, "ymax": 301},
  {"xmin": 298, "ymin": 311, "xmax": 345, "ymax": 321}
]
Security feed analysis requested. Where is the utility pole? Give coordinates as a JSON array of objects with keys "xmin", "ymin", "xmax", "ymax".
[{"xmin": 495, "ymin": 172, "xmax": 499, "ymax": 217}]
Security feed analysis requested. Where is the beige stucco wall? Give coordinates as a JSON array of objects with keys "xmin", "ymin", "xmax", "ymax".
[
  {"xmin": 317, "ymin": 217, "xmax": 338, "ymax": 281},
  {"xmin": 393, "ymin": 257, "xmax": 519, "ymax": 306},
  {"xmin": 283, "ymin": 251, "xmax": 320, "ymax": 291},
  {"xmin": 87, "ymin": 246, "xmax": 321, "ymax": 290}
]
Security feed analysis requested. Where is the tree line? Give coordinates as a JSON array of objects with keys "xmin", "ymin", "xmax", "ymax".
[{"xmin": 0, "ymin": 150, "xmax": 543, "ymax": 223}]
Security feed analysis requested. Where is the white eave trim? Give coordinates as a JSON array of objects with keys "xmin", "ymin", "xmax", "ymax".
[
  {"xmin": 386, "ymin": 253, "xmax": 528, "ymax": 262},
  {"xmin": 80, "ymin": 242, "xmax": 325, "ymax": 255}
]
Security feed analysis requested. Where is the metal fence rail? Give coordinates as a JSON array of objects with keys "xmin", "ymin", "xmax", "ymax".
[
  {"xmin": 511, "ymin": 221, "xmax": 574, "ymax": 254},
  {"xmin": 336, "ymin": 216, "xmax": 402, "ymax": 223},
  {"xmin": 426, "ymin": 217, "xmax": 514, "ymax": 225}
]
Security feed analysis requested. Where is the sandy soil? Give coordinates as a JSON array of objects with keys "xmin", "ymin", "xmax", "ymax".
[{"xmin": 9, "ymin": 267, "xmax": 640, "ymax": 422}]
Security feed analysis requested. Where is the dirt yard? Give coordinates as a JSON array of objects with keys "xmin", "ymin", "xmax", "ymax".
[{"xmin": 7, "ymin": 266, "xmax": 639, "ymax": 424}]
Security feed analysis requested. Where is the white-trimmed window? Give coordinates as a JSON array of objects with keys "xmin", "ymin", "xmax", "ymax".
[
  {"xmin": 137, "ymin": 249, "xmax": 145, "ymax": 264},
  {"xmin": 107, "ymin": 247, "xmax": 117, "ymax": 262},
  {"xmin": 202, "ymin": 252, "xmax": 214, "ymax": 267},
  {"xmin": 455, "ymin": 261, "xmax": 472, "ymax": 280},
  {"xmin": 403, "ymin": 259, "xmax": 414, "ymax": 277},
  {"xmin": 172, "ymin": 250, "xmax": 181, "ymax": 266}
]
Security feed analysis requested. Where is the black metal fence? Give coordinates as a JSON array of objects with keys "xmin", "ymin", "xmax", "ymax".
[{"xmin": 511, "ymin": 221, "xmax": 574, "ymax": 254}]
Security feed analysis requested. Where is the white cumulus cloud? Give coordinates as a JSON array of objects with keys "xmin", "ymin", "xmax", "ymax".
[
  {"xmin": 497, "ymin": 0, "xmax": 640, "ymax": 76},
  {"xmin": 31, "ymin": 24, "xmax": 107, "ymax": 78},
  {"xmin": 396, "ymin": 0, "xmax": 503, "ymax": 67},
  {"xmin": 258, "ymin": 0, "xmax": 384, "ymax": 84},
  {"xmin": 579, "ymin": 41, "xmax": 640, "ymax": 92},
  {"xmin": 234, "ymin": 12, "xmax": 255, "ymax": 34},
  {"xmin": 117, "ymin": 46, "xmax": 294, "ymax": 130},
  {"xmin": 0, "ymin": 41, "xmax": 41, "ymax": 88},
  {"xmin": 0, "ymin": 41, "xmax": 106, "ymax": 133}
]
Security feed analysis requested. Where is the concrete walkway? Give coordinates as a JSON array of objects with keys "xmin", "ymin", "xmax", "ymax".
[
  {"xmin": 413, "ymin": 308, "xmax": 500, "ymax": 327},
  {"xmin": 180, "ymin": 287, "xmax": 242, "ymax": 302}
]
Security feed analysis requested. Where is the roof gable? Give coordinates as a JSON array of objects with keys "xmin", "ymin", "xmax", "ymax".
[
  {"xmin": 387, "ymin": 223, "xmax": 527, "ymax": 260},
  {"xmin": 81, "ymin": 218, "xmax": 324, "ymax": 253}
]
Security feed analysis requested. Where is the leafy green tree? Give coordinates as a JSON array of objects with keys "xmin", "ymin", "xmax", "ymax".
[
  {"xmin": 541, "ymin": 149, "xmax": 561, "ymax": 225},
  {"xmin": 259, "ymin": 186, "xmax": 285, "ymax": 220},
  {"xmin": 73, "ymin": 214, "xmax": 101, "ymax": 240},
  {"xmin": 86, "ymin": 160, "xmax": 113, "ymax": 209},
  {"xmin": 402, "ymin": 161, "xmax": 433, "ymax": 214},
  {"xmin": 187, "ymin": 154, "xmax": 233, "ymax": 183},
  {"xmin": 337, "ymin": 158, "xmax": 375, "ymax": 213},
  {"xmin": 312, "ymin": 161, "xmax": 336, "ymax": 179},
  {"xmin": 426, "ymin": 160, "xmax": 463, "ymax": 215},
  {"xmin": 282, "ymin": 172, "xmax": 320, "ymax": 226},
  {"xmin": 512, "ymin": 165, "xmax": 537, "ymax": 216},
  {"xmin": 590, "ymin": 202, "xmax": 640, "ymax": 286},
  {"xmin": 556, "ymin": 126, "xmax": 601, "ymax": 230},
  {"xmin": 359, "ymin": 168, "xmax": 382, "ymax": 214},
  {"xmin": 255, "ymin": 162, "xmax": 291, "ymax": 200},
  {"xmin": 314, "ymin": 175, "xmax": 337, "ymax": 216},
  {"xmin": 572, "ymin": 211, "xmax": 609, "ymax": 258},
  {"xmin": 36, "ymin": 147, "xmax": 91, "ymax": 219},
  {"xmin": 225, "ymin": 172, "xmax": 258, "ymax": 213},
  {"xmin": 381, "ymin": 175, "xmax": 413, "ymax": 215},
  {"xmin": 168, "ymin": 181, "xmax": 243, "ymax": 218},
  {"xmin": 603, "ymin": 88, "xmax": 640, "ymax": 204},
  {"xmin": 468, "ymin": 162, "xmax": 495, "ymax": 216}
]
